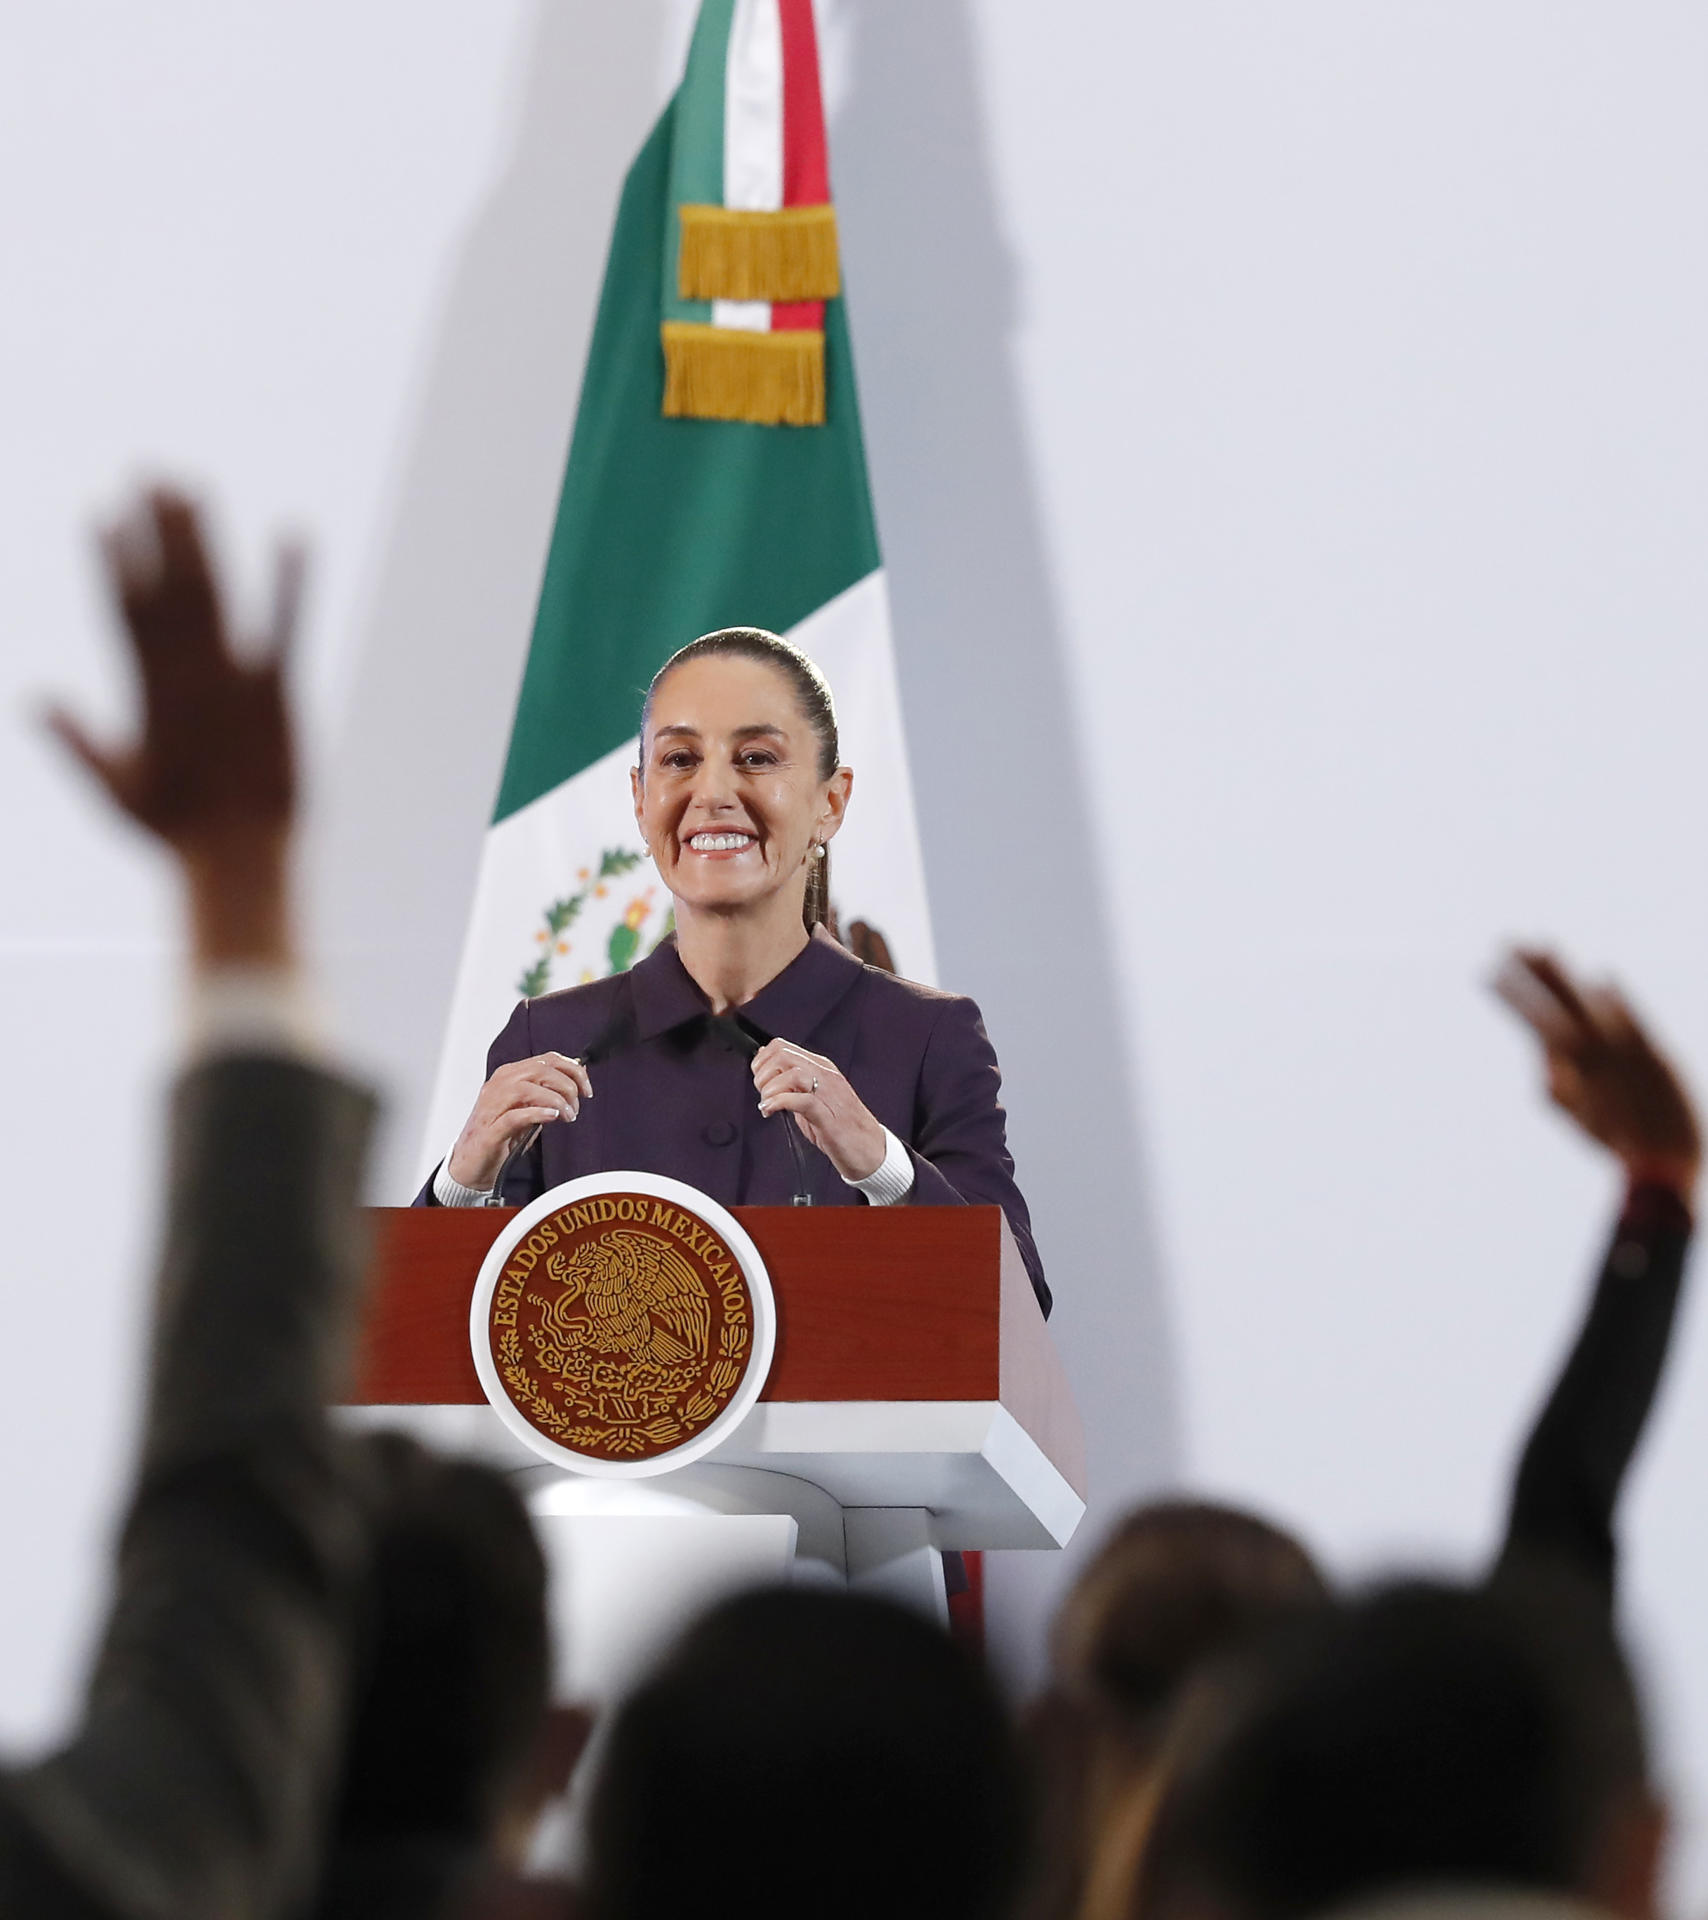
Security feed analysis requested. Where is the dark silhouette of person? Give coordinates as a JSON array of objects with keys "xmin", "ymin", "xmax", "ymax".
[{"xmin": 583, "ymin": 1587, "xmax": 1025, "ymax": 1920}]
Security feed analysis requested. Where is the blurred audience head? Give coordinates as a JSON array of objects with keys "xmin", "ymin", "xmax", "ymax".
[
  {"xmin": 584, "ymin": 1586, "xmax": 1024, "ymax": 1920},
  {"xmin": 1052, "ymin": 1502, "xmax": 1329, "ymax": 1727},
  {"xmin": 1115, "ymin": 1575, "xmax": 1660, "ymax": 1920},
  {"xmin": 1023, "ymin": 1503, "xmax": 1327, "ymax": 1920},
  {"xmin": 316, "ymin": 1432, "xmax": 576, "ymax": 1916}
]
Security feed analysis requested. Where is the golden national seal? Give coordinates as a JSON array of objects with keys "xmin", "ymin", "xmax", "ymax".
[{"xmin": 485, "ymin": 1189, "xmax": 757, "ymax": 1463}]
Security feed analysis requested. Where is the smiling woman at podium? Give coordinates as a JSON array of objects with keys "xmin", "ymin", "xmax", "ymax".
[{"xmin": 416, "ymin": 627, "xmax": 1049, "ymax": 1316}]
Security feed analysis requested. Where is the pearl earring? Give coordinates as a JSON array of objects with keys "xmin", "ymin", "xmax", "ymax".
[{"xmin": 811, "ymin": 843, "xmax": 825, "ymax": 861}]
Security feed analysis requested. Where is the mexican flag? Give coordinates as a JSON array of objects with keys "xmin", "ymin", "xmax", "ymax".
[{"xmin": 417, "ymin": 0, "xmax": 936, "ymax": 1181}]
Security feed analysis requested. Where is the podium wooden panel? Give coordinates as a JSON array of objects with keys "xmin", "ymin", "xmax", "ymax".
[{"xmin": 347, "ymin": 1204, "xmax": 1086, "ymax": 1551}]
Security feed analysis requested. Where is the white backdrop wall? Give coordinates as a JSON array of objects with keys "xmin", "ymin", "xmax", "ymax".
[{"xmin": 4, "ymin": 3, "xmax": 1708, "ymax": 1902}]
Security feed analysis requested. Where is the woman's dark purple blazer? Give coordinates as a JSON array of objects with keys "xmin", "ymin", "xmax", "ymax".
[{"xmin": 416, "ymin": 927, "xmax": 1050, "ymax": 1315}]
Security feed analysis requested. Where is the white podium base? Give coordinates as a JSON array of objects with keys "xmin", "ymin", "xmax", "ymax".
[
  {"xmin": 524, "ymin": 1472, "xmax": 800, "ymax": 1704},
  {"xmin": 518, "ymin": 1462, "xmax": 951, "ymax": 1705}
]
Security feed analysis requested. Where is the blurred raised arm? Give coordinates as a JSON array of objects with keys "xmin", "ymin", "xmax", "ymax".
[
  {"xmin": 1490, "ymin": 947, "xmax": 1697, "ymax": 1602},
  {"xmin": 2, "ymin": 488, "xmax": 377, "ymax": 1920}
]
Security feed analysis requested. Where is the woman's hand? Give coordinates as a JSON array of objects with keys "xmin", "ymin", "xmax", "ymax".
[
  {"xmin": 447, "ymin": 1052, "xmax": 592, "ymax": 1192},
  {"xmin": 1493, "ymin": 948, "xmax": 1701, "ymax": 1202},
  {"xmin": 751, "ymin": 1039, "xmax": 887, "ymax": 1183}
]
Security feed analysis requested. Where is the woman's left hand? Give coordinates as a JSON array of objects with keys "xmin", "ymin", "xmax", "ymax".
[{"xmin": 751, "ymin": 1039, "xmax": 886, "ymax": 1183}]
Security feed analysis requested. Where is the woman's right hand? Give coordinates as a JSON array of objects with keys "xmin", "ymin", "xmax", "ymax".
[{"xmin": 446, "ymin": 1052, "xmax": 592, "ymax": 1192}]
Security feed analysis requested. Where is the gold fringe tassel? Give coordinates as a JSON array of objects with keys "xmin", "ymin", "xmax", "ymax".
[
  {"xmin": 677, "ymin": 203, "xmax": 840, "ymax": 302},
  {"xmin": 661, "ymin": 322, "xmax": 825, "ymax": 427}
]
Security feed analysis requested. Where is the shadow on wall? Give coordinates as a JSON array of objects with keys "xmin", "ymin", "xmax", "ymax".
[
  {"xmin": 315, "ymin": 1, "xmax": 670, "ymax": 1203},
  {"xmin": 830, "ymin": 0, "xmax": 1183, "ymax": 1691}
]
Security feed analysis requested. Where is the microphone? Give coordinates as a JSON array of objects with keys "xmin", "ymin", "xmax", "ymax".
[
  {"xmin": 707, "ymin": 1014, "xmax": 814, "ymax": 1207},
  {"xmin": 486, "ymin": 999, "xmax": 645, "ymax": 1202},
  {"xmin": 489, "ymin": 1120, "xmax": 543, "ymax": 1204}
]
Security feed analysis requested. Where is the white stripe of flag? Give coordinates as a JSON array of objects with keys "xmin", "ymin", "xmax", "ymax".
[{"xmin": 713, "ymin": 0, "xmax": 782, "ymax": 335}]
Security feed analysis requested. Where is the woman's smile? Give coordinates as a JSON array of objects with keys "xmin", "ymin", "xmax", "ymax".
[{"xmin": 685, "ymin": 830, "xmax": 757, "ymax": 857}]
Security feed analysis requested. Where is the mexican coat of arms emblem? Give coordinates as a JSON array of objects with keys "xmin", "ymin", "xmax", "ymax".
[{"xmin": 472, "ymin": 1175, "xmax": 775, "ymax": 1473}]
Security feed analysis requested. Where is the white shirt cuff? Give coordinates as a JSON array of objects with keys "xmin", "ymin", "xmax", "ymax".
[
  {"xmin": 845, "ymin": 1126, "xmax": 916, "ymax": 1207},
  {"xmin": 434, "ymin": 1159, "xmax": 497, "ymax": 1208},
  {"xmin": 183, "ymin": 962, "xmax": 323, "ymax": 1065}
]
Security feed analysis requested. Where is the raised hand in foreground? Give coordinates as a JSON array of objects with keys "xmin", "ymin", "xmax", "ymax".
[
  {"xmin": 1493, "ymin": 947, "xmax": 1700, "ymax": 1205},
  {"xmin": 2, "ymin": 484, "xmax": 379, "ymax": 1920},
  {"xmin": 47, "ymin": 486, "xmax": 303, "ymax": 965}
]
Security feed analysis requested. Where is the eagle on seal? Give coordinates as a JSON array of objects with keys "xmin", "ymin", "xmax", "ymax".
[{"xmin": 539, "ymin": 1230, "xmax": 711, "ymax": 1369}]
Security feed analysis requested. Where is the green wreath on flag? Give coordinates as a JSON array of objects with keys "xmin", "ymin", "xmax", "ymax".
[{"xmin": 517, "ymin": 848, "xmax": 674, "ymax": 999}]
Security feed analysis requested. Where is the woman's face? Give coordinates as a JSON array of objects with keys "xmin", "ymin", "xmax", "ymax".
[{"xmin": 632, "ymin": 654, "xmax": 851, "ymax": 919}]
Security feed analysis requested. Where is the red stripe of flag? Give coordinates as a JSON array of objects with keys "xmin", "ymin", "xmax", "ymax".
[
  {"xmin": 779, "ymin": 0, "xmax": 830, "ymax": 204},
  {"xmin": 774, "ymin": 0, "xmax": 828, "ymax": 333},
  {"xmin": 770, "ymin": 298, "xmax": 824, "ymax": 331}
]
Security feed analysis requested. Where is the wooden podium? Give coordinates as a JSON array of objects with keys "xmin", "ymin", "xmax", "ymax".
[{"xmin": 342, "ymin": 1204, "xmax": 1086, "ymax": 1697}]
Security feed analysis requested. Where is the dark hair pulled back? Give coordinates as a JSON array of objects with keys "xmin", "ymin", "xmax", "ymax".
[{"xmin": 641, "ymin": 627, "xmax": 840, "ymax": 931}]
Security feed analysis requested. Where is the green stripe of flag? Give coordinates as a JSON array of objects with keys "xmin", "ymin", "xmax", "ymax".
[
  {"xmin": 492, "ymin": 97, "xmax": 882, "ymax": 825},
  {"xmin": 662, "ymin": 0, "xmax": 732, "ymax": 327}
]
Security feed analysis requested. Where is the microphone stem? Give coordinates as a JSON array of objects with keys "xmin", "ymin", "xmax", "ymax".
[
  {"xmin": 712, "ymin": 1013, "xmax": 813, "ymax": 1205},
  {"xmin": 487, "ymin": 1122, "xmax": 542, "ymax": 1205},
  {"xmin": 784, "ymin": 1113, "xmax": 813, "ymax": 1207}
]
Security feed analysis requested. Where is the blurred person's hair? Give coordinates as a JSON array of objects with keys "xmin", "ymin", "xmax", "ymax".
[
  {"xmin": 1052, "ymin": 1502, "xmax": 1328, "ymax": 1726},
  {"xmin": 1114, "ymin": 1575, "xmax": 1655, "ymax": 1920},
  {"xmin": 329, "ymin": 1432, "xmax": 552, "ymax": 1853},
  {"xmin": 584, "ymin": 1586, "xmax": 1024, "ymax": 1920},
  {"xmin": 1023, "ymin": 1503, "xmax": 1327, "ymax": 1920}
]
